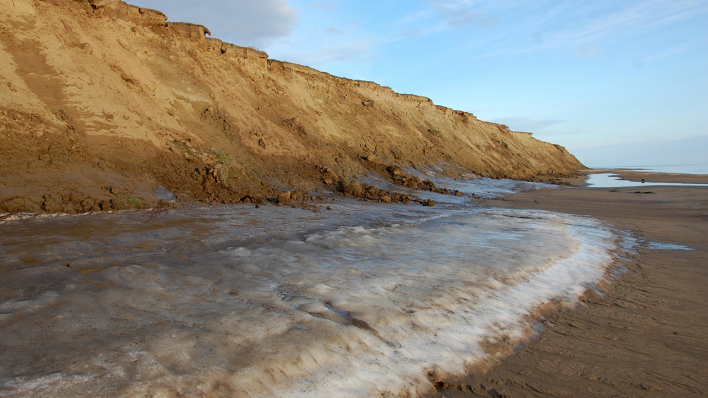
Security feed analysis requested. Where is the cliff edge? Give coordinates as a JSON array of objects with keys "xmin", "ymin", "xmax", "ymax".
[{"xmin": 0, "ymin": 0, "xmax": 584, "ymax": 213}]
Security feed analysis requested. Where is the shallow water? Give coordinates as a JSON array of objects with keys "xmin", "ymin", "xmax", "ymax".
[
  {"xmin": 597, "ymin": 164, "xmax": 708, "ymax": 175},
  {"xmin": 648, "ymin": 241, "xmax": 694, "ymax": 251},
  {"xmin": 0, "ymin": 179, "xmax": 631, "ymax": 397},
  {"xmin": 585, "ymin": 173, "xmax": 708, "ymax": 188}
]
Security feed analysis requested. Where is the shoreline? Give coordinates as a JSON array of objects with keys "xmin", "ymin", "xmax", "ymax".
[
  {"xmin": 0, "ymin": 180, "xmax": 622, "ymax": 397},
  {"xmin": 1, "ymin": 170, "xmax": 706, "ymax": 396},
  {"xmin": 576, "ymin": 168, "xmax": 708, "ymax": 185},
  {"xmin": 441, "ymin": 171, "xmax": 708, "ymax": 397}
]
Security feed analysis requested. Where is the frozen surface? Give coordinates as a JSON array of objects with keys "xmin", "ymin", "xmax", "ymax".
[
  {"xmin": 648, "ymin": 241, "xmax": 694, "ymax": 251},
  {"xmin": 0, "ymin": 179, "xmax": 628, "ymax": 397},
  {"xmin": 360, "ymin": 168, "xmax": 553, "ymax": 204},
  {"xmin": 407, "ymin": 168, "xmax": 555, "ymax": 199}
]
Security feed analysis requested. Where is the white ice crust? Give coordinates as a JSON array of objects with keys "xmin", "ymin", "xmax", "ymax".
[{"xmin": 0, "ymin": 206, "xmax": 619, "ymax": 397}]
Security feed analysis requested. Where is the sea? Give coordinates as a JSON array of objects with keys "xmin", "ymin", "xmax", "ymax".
[
  {"xmin": 590, "ymin": 164, "xmax": 708, "ymax": 175},
  {"xmin": 585, "ymin": 164, "xmax": 708, "ymax": 188},
  {"xmin": 0, "ymin": 172, "xmax": 635, "ymax": 397}
]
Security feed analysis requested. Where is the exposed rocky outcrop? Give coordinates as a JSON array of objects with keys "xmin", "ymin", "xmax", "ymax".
[{"xmin": 0, "ymin": 0, "xmax": 584, "ymax": 213}]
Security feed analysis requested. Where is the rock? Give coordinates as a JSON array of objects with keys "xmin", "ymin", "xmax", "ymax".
[
  {"xmin": 321, "ymin": 167, "xmax": 340, "ymax": 185},
  {"xmin": 114, "ymin": 197, "xmax": 129, "ymax": 210},
  {"xmin": 291, "ymin": 191, "xmax": 304, "ymax": 201},
  {"xmin": 41, "ymin": 195, "xmax": 63, "ymax": 213},
  {"xmin": 62, "ymin": 204, "xmax": 77, "ymax": 214},
  {"xmin": 99, "ymin": 199, "xmax": 113, "ymax": 211},
  {"xmin": 277, "ymin": 191, "xmax": 292, "ymax": 205},
  {"xmin": 422, "ymin": 199, "xmax": 437, "ymax": 207},
  {"xmin": 81, "ymin": 198, "xmax": 95, "ymax": 211},
  {"xmin": 0, "ymin": 197, "xmax": 35, "ymax": 213},
  {"xmin": 167, "ymin": 22, "xmax": 211, "ymax": 41},
  {"xmin": 380, "ymin": 195, "xmax": 391, "ymax": 203},
  {"xmin": 388, "ymin": 165, "xmax": 403, "ymax": 177},
  {"xmin": 341, "ymin": 180, "xmax": 363, "ymax": 197},
  {"xmin": 404, "ymin": 177, "xmax": 419, "ymax": 189}
]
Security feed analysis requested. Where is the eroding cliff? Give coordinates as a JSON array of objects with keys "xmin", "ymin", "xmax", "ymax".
[{"xmin": 0, "ymin": 0, "xmax": 584, "ymax": 213}]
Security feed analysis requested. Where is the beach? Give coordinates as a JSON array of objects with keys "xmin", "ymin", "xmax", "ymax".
[
  {"xmin": 0, "ymin": 174, "xmax": 630, "ymax": 397},
  {"xmin": 0, "ymin": 0, "xmax": 704, "ymax": 396},
  {"xmin": 443, "ymin": 171, "xmax": 708, "ymax": 397},
  {"xmin": 0, "ymin": 171, "xmax": 706, "ymax": 396}
]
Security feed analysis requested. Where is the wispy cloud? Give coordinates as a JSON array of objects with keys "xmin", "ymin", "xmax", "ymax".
[
  {"xmin": 451, "ymin": 0, "xmax": 708, "ymax": 59},
  {"xmin": 268, "ymin": 0, "xmax": 708, "ymax": 87},
  {"xmin": 428, "ymin": 0, "xmax": 499, "ymax": 29},
  {"xmin": 396, "ymin": 10, "xmax": 434, "ymax": 25},
  {"xmin": 542, "ymin": 0, "xmax": 704, "ymax": 46},
  {"xmin": 325, "ymin": 27, "xmax": 343, "ymax": 36},
  {"xmin": 310, "ymin": 0, "xmax": 339, "ymax": 10},
  {"xmin": 645, "ymin": 35, "xmax": 708, "ymax": 61},
  {"xmin": 489, "ymin": 117, "xmax": 566, "ymax": 133}
]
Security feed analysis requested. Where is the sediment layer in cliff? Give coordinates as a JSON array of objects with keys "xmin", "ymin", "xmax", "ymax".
[{"xmin": 0, "ymin": 0, "xmax": 584, "ymax": 213}]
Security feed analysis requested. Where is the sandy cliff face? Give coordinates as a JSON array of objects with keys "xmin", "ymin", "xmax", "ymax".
[{"xmin": 0, "ymin": 0, "xmax": 584, "ymax": 213}]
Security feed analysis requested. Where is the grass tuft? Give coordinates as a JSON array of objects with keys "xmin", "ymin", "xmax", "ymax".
[{"xmin": 128, "ymin": 196, "xmax": 141, "ymax": 208}]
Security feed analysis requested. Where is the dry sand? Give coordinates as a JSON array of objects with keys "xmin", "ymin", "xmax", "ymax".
[{"xmin": 440, "ymin": 171, "xmax": 708, "ymax": 397}]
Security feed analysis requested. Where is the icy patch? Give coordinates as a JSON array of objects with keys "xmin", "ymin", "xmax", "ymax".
[
  {"xmin": 408, "ymin": 168, "xmax": 555, "ymax": 198},
  {"xmin": 0, "ymin": 212, "xmax": 39, "ymax": 225},
  {"xmin": 153, "ymin": 185, "xmax": 176, "ymax": 201},
  {"xmin": 648, "ymin": 241, "xmax": 694, "ymax": 251},
  {"xmin": 0, "ymin": 207, "xmax": 621, "ymax": 397}
]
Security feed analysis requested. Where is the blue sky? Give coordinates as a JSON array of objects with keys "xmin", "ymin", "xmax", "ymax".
[{"xmin": 136, "ymin": 0, "xmax": 708, "ymax": 167}]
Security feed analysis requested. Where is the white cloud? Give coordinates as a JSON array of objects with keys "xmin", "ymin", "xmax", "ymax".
[{"xmin": 135, "ymin": 0, "xmax": 299, "ymax": 48}]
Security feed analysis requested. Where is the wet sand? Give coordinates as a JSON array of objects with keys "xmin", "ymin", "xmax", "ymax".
[
  {"xmin": 579, "ymin": 169, "xmax": 708, "ymax": 185},
  {"xmin": 442, "ymin": 172, "xmax": 708, "ymax": 397}
]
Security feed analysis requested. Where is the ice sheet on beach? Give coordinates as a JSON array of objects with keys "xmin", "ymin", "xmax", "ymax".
[
  {"xmin": 648, "ymin": 241, "xmax": 694, "ymax": 251},
  {"xmin": 359, "ymin": 168, "xmax": 554, "ymax": 205},
  {"xmin": 0, "ymin": 197, "xmax": 622, "ymax": 397}
]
